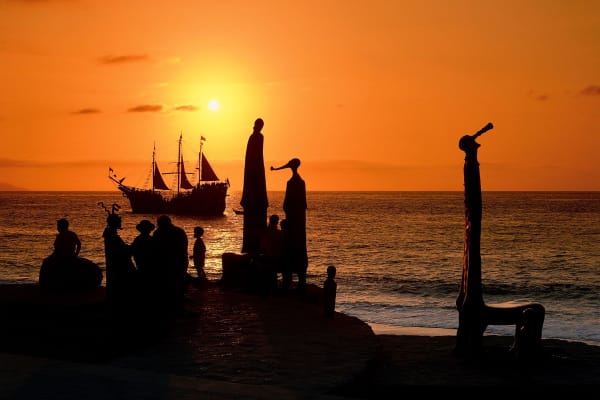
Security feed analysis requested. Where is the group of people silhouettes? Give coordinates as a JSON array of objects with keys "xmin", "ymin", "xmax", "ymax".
[
  {"xmin": 42, "ymin": 116, "xmax": 337, "ymax": 322},
  {"xmin": 101, "ymin": 211, "xmax": 206, "ymax": 321},
  {"xmin": 252, "ymin": 210, "xmax": 307, "ymax": 294}
]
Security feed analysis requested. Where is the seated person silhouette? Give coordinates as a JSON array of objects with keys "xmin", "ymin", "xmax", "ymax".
[
  {"xmin": 53, "ymin": 218, "xmax": 81, "ymax": 259},
  {"xmin": 39, "ymin": 218, "xmax": 102, "ymax": 291}
]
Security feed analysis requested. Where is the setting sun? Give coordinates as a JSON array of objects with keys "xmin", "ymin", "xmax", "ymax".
[{"xmin": 208, "ymin": 100, "xmax": 220, "ymax": 112}]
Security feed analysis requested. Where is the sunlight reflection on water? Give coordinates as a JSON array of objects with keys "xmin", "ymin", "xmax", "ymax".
[{"xmin": 0, "ymin": 191, "xmax": 598, "ymax": 345}]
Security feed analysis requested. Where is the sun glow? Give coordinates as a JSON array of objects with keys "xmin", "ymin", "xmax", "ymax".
[{"xmin": 208, "ymin": 99, "xmax": 220, "ymax": 111}]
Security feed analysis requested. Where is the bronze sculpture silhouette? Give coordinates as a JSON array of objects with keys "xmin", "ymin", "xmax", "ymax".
[
  {"xmin": 455, "ymin": 123, "xmax": 545, "ymax": 358},
  {"xmin": 271, "ymin": 158, "xmax": 308, "ymax": 292},
  {"xmin": 221, "ymin": 119, "xmax": 269, "ymax": 290},
  {"xmin": 240, "ymin": 118, "xmax": 268, "ymax": 254}
]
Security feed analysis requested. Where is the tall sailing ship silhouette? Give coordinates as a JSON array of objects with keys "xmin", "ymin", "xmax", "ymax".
[{"xmin": 108, "ymin": 134, "xmax": 229, "ymax": 216}]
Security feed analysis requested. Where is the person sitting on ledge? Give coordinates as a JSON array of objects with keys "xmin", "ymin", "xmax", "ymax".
[
  {"xmin": 53, "ymin": 218, "xmax": 81, "ymax": 260},
  {"xmin": 39, "ymin": 218, "xmax": 102, "ymax": 291}
]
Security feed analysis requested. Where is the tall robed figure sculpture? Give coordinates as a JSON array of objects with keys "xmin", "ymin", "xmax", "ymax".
[{"xmin": 240, "ymin": 118, "xmax": 269, "ymax": 254}]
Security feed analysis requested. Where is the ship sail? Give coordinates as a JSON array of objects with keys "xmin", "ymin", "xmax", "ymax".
[
  {"xmin": 200, "ymin": 155, "xmax": 220, "ymax": 181},
  {"xmin": 153, "ymin": 162, "xmax": 170, "ymax": 190},
  {"xmin": 179, "ymin": 159, "xmax": 195, "ymax": 189},
  {"xmin": 166, "ymin": 133, "xmax": 195, "ymax": 191},
  {"xmin": 152, "ymin": 142, "xmax": 170, "ymax": 190}
]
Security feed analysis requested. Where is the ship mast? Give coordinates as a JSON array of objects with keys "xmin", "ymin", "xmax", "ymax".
[
  {"xmin": 177, "ymin": 132, "xmax": 183, "ymax": 193},
  {"xmin": 152, "ymin": 142, "xmax": 157, "ymax": 192},
  {"xmin": 198, "ymin": 135, "xmax": 205, "ymax": 186}
]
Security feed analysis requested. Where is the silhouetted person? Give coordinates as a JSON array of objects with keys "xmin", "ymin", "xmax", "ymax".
[
  {"xmin": 53, "ymin": 218, "xmax": 81, "ymax": 259},
  {"xmin": 131, "ymin": 219, "xmax": 156, "ymax": 275},
  {"xmin": 271, "ymin": 158, "xmax": 308, "ymax": 293},
  {"xmin": 191, "ymin": 226, "xmax": 207, "ymax": 282},
  {"xmin": 131, "ymin": 219, "xmax": 159, "ymax": 300},
  {"xmin": 102, "ymin": 213, "xmax": 137, "ymax": 318},
  {"xmin": 323, "ymin": 265, "xmax": 337, "ymax": 318},
  {"xmin": 240, "ymin": 118, "xmax": 268, "ymax": 254},
  {"xmin": 40, "ymin": 218, "xmax": 101, "ymax": 290},
  {"xmin": 257, "ymin": 214, "xmax": 284, "ymax": 294},
  {"xmin": 279, "ymin": 218, "xmax": 292, "ymax": 290},
  {"xmin": 153, "ymin": 215, "xmax": 189, "ymax": 316},
  {"xmin": 259, "ymin": 215, "xmax": 284, "ymax": 259}
]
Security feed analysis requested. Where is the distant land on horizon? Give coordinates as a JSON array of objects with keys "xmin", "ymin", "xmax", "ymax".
[{"xmin": 0, "ymin": 183, "xmax": 29, "ymax": 191}]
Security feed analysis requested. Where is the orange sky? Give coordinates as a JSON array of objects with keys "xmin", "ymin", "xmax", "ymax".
[{"xmin": 1, "ymin": 0, "xmax": 599, "ymax": 191}]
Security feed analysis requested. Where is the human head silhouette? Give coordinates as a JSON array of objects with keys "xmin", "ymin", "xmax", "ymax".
[
  {"xmin": 268, "ymin": 214, "xmax": 279, "ymax": 227},
  {"xmin": 327, "ymin": 265, "xmax": 336, "ymax": 279},
  {"xmin": 157, "ymin": 215, "xmax": 172, "ymax": 228},
  {"xmin": 136, "ymin": 219, "xmax": 155, "ymax": 233},
  {"xmin": 57, "ymin": 218, "xmax": 69, "ymax": 232},
  {"xmin": 253, "ymin": 118, "xmax": 264, "ymax": 133},
  {"xmin": 194, "ymin": 226, "xmax": 204, "ymax": 238}
]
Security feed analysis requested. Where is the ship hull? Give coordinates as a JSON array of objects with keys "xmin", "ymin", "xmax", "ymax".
[{"xmin": 118, "ymin": 183, "xmax": 228, "ymax": 216}]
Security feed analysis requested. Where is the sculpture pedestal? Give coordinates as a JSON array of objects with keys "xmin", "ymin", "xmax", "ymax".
[{"xmin": 221, "ymin": 252, "xmax": 252, "ymax": 288}]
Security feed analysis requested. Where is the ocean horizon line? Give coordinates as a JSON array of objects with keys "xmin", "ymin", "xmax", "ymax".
[{"xmin": 1, "ymin": 189, "xmax": 599, "ymax": 193}]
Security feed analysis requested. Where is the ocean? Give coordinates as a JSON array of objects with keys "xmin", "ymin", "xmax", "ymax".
[{"xmin": 0, "ymin": 191, "xmax": 598, "ymax": 346}]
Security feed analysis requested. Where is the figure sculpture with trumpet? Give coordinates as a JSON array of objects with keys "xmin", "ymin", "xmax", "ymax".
[{"xmin": 271, "ymin": 158, "xmax": 308, "ymax": 292}]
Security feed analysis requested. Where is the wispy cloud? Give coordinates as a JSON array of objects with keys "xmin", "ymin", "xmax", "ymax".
[
  {"xmin": 580, "ymin": 85, "xmax": 600, "ymax": 96},
  {"xmin": 527, "ymin": 90, "xmax": 549, "ymax": 101},
  {"xmin": 10, "ymin": 0, "xmax": 60, "ymax": 3},
  {"xmin": 173, "ymin": 105, "xmax": 198, "ymax": 112},
  {"xmin": 98, "ymin": 54, "xmax": 149, "ymax": 65},
  {"xmin": 71, "ymin": 108, "xmax": 101, "ymax": 115},
  {"xmin": 127, "ymin": 104, "xmax": 163, "ymax": 113}
]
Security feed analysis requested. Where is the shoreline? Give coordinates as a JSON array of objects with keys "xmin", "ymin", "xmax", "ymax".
[
  {"xmin": 1, "ymin": 282, "xmax": 599, "ymax": 398},
  {"xmin": 369, "ymin": 322, "xmax": 456, "ymax": 336},
  {"xmin": 368, "ymin": 322, "xmax": 600, "ymax": 348}
]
